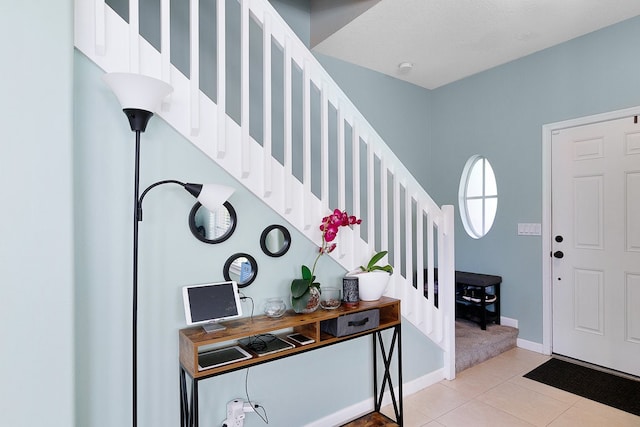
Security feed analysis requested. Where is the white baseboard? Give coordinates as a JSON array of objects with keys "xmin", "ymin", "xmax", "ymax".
[
  {"xmin": 490, "ymin": 315, "xmax": 542, "ymax": 353},
  {"xmin": 303, "ymin": 398, "xmax": 374, "ymax": 427},
  {"xmin": 500, "ymin": 316, "xmax": 518, "ymax": 328},
  {"xmin": 517, "ymin": 338, "xmax": 545, "ymax": 354},
  {"xmin": 401, "ymin": 368, "xmax": 445, "ymax": 397},
  {"xmin": 500, "ymin": 315, "xmax": 546, "ymax": 354},
  {"xmin": 303, "ymin": 368, "xmax": 445, "ymax": 427}
]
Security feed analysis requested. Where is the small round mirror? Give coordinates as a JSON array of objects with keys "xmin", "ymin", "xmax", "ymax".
[
  {"xmin": 260, "ymin": 224, "xmax": 291, "ymax": 257},
  {"xmin": 188, "ymin": 201, "xmax": 237, "ymax": 244},
  {"xmin": 223, "ymin": 253, "xmax": 258, "ymax": 288}
]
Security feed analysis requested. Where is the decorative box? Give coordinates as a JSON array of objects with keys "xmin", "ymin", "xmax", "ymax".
[{"xmin": 320, "ymin": 309, "xmax": 380, "ymax": 337}]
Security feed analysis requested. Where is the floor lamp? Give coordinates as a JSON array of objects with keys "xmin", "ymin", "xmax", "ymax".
[{"xmin": 103, "ymin": 72, "xmax": 235, "ymax": 427}]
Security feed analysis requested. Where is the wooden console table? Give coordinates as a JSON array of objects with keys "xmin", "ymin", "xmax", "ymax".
[{"xmin": 179, "ymin": 297, "xmax": 403, "ymax": 426}]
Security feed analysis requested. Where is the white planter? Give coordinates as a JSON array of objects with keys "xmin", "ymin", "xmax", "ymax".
[{"xmin": 346, "ymin": 270, "xmax": 391, "ymax": 301}]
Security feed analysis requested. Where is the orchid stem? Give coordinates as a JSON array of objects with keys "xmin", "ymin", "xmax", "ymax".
[{"xmin": 309, "ymin": 234, "xmax": 325, "ymax": 284}]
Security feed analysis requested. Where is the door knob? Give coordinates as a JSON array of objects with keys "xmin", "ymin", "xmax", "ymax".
[{"xmin": 553, "ymin": 251, "xmax": 564, "ymax": 259}]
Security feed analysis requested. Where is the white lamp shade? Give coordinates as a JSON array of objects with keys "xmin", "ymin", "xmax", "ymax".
[
  {"xmin": 103, "ymin": 72, "xmax": 173, "ymax": 113},
  {"xmin": 197, "ymin": 184, "xmax": 235, "ymax": 212}
]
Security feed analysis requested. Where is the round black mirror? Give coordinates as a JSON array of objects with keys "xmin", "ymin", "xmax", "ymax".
[
  {"xmin": 188, "ymin": 201, "xmax": 237, "ymax": 244},
  {"xmin": 260, "ymin": 224, "xmax": 291, "ymax": 257},
  {"xmin": 223, "ymin": 253, "xmax": 258, "ymax": 288}
]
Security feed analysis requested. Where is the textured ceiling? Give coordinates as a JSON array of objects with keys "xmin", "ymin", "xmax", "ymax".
[{"xmin": 312, "ymin": 0, "xmax": 640, "ymax": 89}]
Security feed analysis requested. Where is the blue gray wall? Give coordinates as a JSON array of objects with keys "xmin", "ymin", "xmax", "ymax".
[
  {"xmin": 429, "ymin": 16, "xmax": 640, "ymax": 342},
  {"xmin": 0, "ymin": 1, "xmax": 75, "ymax": 426}
]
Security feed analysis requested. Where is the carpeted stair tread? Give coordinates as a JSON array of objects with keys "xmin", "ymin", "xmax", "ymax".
[{"xmin": 455, "ymin": 319, "xmax": 518, "ymax": 373}]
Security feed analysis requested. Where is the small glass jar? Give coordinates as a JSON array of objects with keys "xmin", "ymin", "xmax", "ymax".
[
  {"xmin": 320, "ymin": 287, "xmax": 342, "ymax": 310},
  {"xmin": 263, "ymin": 297, "xmax": 287, "ymax": 318}
]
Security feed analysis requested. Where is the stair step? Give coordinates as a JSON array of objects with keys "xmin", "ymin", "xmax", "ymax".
[{"xmin": 455, "ymin": 319, "xmax": 518, "ymax": 373}]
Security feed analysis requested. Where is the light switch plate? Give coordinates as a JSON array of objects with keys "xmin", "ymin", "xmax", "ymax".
[{"xmin": 518, "ymin": 223, "xmax": 541, "ymax": 236}]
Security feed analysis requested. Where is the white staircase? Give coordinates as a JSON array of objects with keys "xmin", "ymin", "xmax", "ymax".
[{"xmin": 74, "ymin": 0, "xmax": 456, "ymax": 379}]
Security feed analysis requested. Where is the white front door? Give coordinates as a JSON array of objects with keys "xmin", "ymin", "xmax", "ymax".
[{"xmin": 552, "ymin": 116, "xmax": 640, "ymax": 376}]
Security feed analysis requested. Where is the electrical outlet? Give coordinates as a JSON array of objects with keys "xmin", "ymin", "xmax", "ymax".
[
  {"xmin": 223, "ymin": 399, "xmax": 257, "ymax": 426},
  {"xmin": 224, "ymin": 399, "xmax": 246, "ymax": 427},
  {"xmin": 222, "ymin": 418, "xmax": 243, "ymax": 427}
]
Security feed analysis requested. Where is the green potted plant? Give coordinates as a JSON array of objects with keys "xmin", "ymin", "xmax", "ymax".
[
  {"xmin": 291, "ymin": 209, "xmax": 362, "ymax": 313},
  {"xmin": 290, "ymin": 265, "xmax": 321, "ymax": 313},
  {"xmin": 347, "ymin": 251, "xmax": 394, "ymax": 301},
  {"xmin": 359, "ymin": 250, "xmax": 393, "ymax": 274}
]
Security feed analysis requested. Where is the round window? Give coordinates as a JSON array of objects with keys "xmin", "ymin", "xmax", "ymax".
[{"xmin": 458, "ymin": 155, "xmax": 498, "ymax": 239}]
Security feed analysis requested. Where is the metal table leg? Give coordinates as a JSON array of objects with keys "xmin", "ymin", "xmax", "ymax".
[
  {"xmin": 179, "ymin": 367, "xmax": 199, "ymax": 427},
  {"xmin": 373, "ymin": 325, "xmax": 403, "ymax": 426}
]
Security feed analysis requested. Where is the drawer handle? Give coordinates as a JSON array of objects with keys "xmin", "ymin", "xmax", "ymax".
[{"xmin": 348, "ymin": 317, "xmax": 369, "ymax": 327}]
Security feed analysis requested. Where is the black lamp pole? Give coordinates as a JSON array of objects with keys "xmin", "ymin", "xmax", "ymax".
[
  {"xmin": 105, "ymin": 72, "xmax": 231, "ymax": 427},
  {"xmin": 127, "ymin": 110, "xmax": 204, "ymax": 427},
  {"xmin": 132, "ymin": 128, "xmax": 140, "ymax": 427},
  {"xmin": 127, "ymin": 108, "xmax": 154, "ymax": 427},
  {"xmin": 127, "ymin": 112, "xmax": 223, "ymax": 426}
]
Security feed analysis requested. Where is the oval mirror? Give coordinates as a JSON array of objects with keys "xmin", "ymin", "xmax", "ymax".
[
  {"xmin": 260, "ymin": 224, "xmax": 291, "ymax": 257},
  {"xmin": 188, "ymin": 201, "xmax": 237, "ymax": 244},
  {"xmin": 223, "ymin": 253, "xmax": 258, "ymax": 288}
]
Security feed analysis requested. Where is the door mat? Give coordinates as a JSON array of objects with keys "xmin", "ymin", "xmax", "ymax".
[{"xmin": 523, "ymin": 358, "xmax": 640, "ymax": 416}]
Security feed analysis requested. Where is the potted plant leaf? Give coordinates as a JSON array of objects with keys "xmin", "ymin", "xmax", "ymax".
[
  {"xmin": 290, "ymin": 265, "xmax": 321, "ymax": 313},
  {"xmin": 360, "ymin": 250, "xmax": 393, "ymax": 274}
]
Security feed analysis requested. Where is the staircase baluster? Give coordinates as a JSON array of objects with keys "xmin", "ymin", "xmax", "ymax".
[
  {"xmin": 129, "ymin": 0, "xmax": 140, "ymax": 73},
  {"xmin": 240, "ymin": 0, "xmax": 250, "ymax": 178},
  {"xmin": 95, "ymin": 0, "xmax": 106, "ymax": 55},
  {"xmin": 262, "ymin": 13, "xmax": 273, "ymax": 198},
  {"xmin": 160, "ymin": 0, "xmax": 171, "ymax": 111},
  {"xmin": 302, "ymin": 58, "xmax": 312, "ymax": 230},
  {"xmin": 283, "ymin": 36, "xmax": 293, "ymax": 214},
  {"xmin": 189, "ymin": 0, "xmax": 200, "ymax": 136},
  {"xmin": 216, "ymin": 0, "xmax": 227, "ymax": 158},
  {"xmin": 320, "ymin": 82, "xmax": 329, "ymax": 212}
]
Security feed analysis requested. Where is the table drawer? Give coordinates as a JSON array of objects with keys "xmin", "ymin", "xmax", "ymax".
[{"xmin": 320, "ymin": 309, "xmax": 380, "ymax": 337}]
